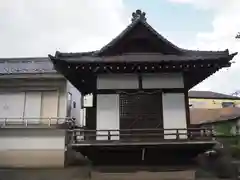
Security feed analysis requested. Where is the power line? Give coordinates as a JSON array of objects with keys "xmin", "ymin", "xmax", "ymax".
[{"xmin": 231, "ymin": 90, "xmax": 240, "ymax": 96}]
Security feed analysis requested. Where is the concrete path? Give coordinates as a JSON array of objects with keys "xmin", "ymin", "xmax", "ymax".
[{"xmin": 0, "ymin": 167, "xmax": 196, "ymax": 180}]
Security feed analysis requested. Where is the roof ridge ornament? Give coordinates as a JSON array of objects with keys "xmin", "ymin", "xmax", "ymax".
[
  {"xmin": 236, "ymin": 32, "xmax": 240, "ymax": 39},
  {"xmin": 131, "ymin": 9, "xmax": 146, "ymax": 22}
]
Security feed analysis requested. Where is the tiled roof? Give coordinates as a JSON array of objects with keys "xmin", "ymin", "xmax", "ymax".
[
  {"xmin": 188, "ymin": 90, "xmax": 240, "ymax": 100},
  {"xmin": 53, "ymin": 53, "xmax": 234, "ymax": 63},
  {"xmin": 0, "ymin": 57, "xmax": 56, "ymax": 75},
  {"xmin": 190, "ymin": 107, "xmax": 240, "ymax": 125},
  {"xmin": 53, "ymin": 10, "xmax": 237, "ymax": 60}
]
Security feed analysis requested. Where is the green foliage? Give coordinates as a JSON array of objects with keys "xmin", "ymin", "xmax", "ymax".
[
  {"xmin": 230, "ymin": 144, "xmax": 240, "ymax": 159},
  {"xmin": 211, "ymin": 120, "xmax": 240, "ymax": 159},
  {"xmin": 214, "ymin": 121, "xmax": 236, "ymax": 136}
]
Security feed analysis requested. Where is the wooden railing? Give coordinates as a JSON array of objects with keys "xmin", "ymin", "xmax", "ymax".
[
  {"xmin": 0, "ymin": 117, "xmax": 75, "ymax": 128},
  {"xmin": 68, "ymin": 128, "xmax": 215, "ymax": 144}
]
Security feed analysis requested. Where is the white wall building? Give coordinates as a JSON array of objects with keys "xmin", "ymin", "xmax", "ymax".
[
  {"xmin": 0, "ymin": 57, "xmax": 82, "ymax": 167},
  {"xmin": 0, "ymin": 57, "xmax": 82, "ymax": 126}
]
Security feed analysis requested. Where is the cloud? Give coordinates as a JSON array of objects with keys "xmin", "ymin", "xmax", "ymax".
[
  {"xmin": 169, "ymin": 0, "xmax": 240, "ymax": 94},
  {"xmin": 0, "ymin": 0, "xmax": 127, "ymax": 57},
  {"xmin": 168, "ymin": 0, "xmax": 239, "ymax": 11}
]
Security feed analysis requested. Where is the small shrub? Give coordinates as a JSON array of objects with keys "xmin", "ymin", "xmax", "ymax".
[{"xmin": 230, "ymin": 145, "xmax": 240, "ymax": 159}]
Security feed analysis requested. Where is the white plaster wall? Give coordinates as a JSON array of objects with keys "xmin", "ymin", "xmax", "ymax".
[
  {"xmin": 0, "ymin": 129, "xmax": 65, "ymax": 167},
  {"xmin": 97, "ymin": 74, "xmax": 138, "ymax": 89},
  {"xmin": 67, "ymin": 81, "xmax": 81, "ymax": 126},
  {"xmin": 162, "ymin": 93, "xmax": 187, "ymax": 139},
  {"xmin": 97, "ymin": 94, "xmax": 120, "ymax": 140},
  {"xmin": 0, "ymin": 136, "xmax": 64, "ymax": 150},
  {"xmin": 142, "ymin": 73, "xmax": 184, "ymax": 89}
]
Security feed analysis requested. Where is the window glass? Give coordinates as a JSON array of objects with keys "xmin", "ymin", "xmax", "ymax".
[
  {"xmin": 221, "ymin": 102, "xmax": 235, "ymax": 108},
  {"xmin": 67, "ymin": 93, "xmax": 72, "ymax": 117}
]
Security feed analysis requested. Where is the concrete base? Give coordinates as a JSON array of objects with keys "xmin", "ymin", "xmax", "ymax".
[
  {"xmin": 0, "ymin": 128, "xmax": 66, "ymax": 168},
  {"xmin": 0, "ymin": 150, "xmax": 64, "ymax": 168},
  {"xmin": 0, "ymin": 167, "xmax": 91, "ymax": 180}
]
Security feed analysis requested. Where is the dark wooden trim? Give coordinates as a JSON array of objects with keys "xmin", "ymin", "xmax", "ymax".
[
  {"xmin": 183, "ymin": 73, "xmax": 191, "ymax": 128},
  {"xmin": 96, "ymin": 88, "xmax": 184, "ymax": 94},
  {"xmin": 184, "ymin": 90, "xmax": 191, "ymax": 128},
  {"xmin": 85, "ymin": 86, "xmax": 97, "ymax": 132},
  {"xmin": 92, "ymin": 92, "xmax": 97, "ymax": 130},
  {"xmin": 159, "ymin": 91, "xmax": 164, "ymax": 129},
  {"xmin": 189, "ymin": 96, "xmax": 240, "ymax": 100},
  {"xmin": 162, "ymin": 88, "xmax": 185, "ymax": 93},
  {"xmin": 57, "ymin": 60, "xmax": 230, "ymax": 75},
  {"xmin": 138, "ymin": 74, "xmax": 143, "ymax": 89}
]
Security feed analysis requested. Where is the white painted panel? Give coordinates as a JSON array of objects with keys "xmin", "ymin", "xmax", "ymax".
[
  {"xmin": 97, "ymin": 94, "xmax": 119, "ymax": 140},
  {"xmin": 41, "ymin": 91, "xmax": 58, "ymax": 124},
  {"xmin": 84, "ymin": 94, "xmax": 93, "ymax": 107},
  {"xmin": 97, "ymin": 74, "xmax": 138, "ymax": 89},
  {"xmin": 0, "ymin": 93, "xmax": 25, "ymax": 123},
  {"xmin": 67, "ymin": 82, "xmax": 82, "ymax": 125},
  {"xmin": 0, "ymin": 129, "xmax": 65, "ymax": 150},
  {"xmin": 142, "ymin": 73, "xmax": 184, "ymax": 89},
  {"xmin": 24, "ymin": 92, "xmax": 41, "ymax": 124},
  {"xmin": 162, "ymin": 93, "xmax": 187, "ymax": 139},
  {"xmin": 0, "ymin": 136, "xmax": 65, "ymax": 150}
]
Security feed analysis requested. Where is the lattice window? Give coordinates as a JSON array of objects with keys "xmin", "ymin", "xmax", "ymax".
[{"xmin": 120, "ymin": 92, "xmax": 163, "ymax": 129}]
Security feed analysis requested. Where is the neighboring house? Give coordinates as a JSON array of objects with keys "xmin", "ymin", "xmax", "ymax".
[
  {"xmin": 188, "ymin": 90, "xmax": 240, "ymax": 109},
  {"xmin": 0, "ymin": 57, "xmax": 82, "ymax": 168},
  {"xmin": 190, "ymin": 107, "xmax": 240, "ymax": 159},
  {"xmin": 0, "ymin": 57, "xmax": 82, "ymax": 126},
  {"xmin": 191, "ymin": 107, "xmax": 240, "ymax": 136}
]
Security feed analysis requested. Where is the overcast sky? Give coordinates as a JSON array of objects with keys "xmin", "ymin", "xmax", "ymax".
[{"xmin": 0, "ymin": 0, "xmax": 240, "ymax": 94}]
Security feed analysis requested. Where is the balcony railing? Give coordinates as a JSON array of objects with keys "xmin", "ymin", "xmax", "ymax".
[
  {"xmin": 68, "ymin": 128, "xmax": 215, "ymax": 145},
  {"xmin": 0, "ymin": 117, "xmax": 75, "ymax": 128}
]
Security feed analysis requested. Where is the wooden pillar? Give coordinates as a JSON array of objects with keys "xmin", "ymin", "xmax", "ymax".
[
  {"xmin": 183, "ymin": 73, "xmax": 191, "ymax": 128},
  {"xmin": 184, "ymin": 90, "xmax": 191, "ymax": 128}
]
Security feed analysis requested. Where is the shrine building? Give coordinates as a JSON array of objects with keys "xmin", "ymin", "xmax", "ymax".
[{"xmin": 49, "ymin": 10, "xmax": 237, "ymax": 166}]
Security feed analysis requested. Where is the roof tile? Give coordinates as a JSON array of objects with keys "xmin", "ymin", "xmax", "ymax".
[{"xmin": 190, "ymin": 107, "xmax": 240, "ymax": 125}]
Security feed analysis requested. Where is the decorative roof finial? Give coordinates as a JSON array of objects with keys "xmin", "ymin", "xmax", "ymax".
[
  {"xmin": 131, "ymin": 9, "xmax": 146, "ymax": 22},
  {"xmin": 236, "ymin": 32, "xmax": 240, "ymax": 39}
]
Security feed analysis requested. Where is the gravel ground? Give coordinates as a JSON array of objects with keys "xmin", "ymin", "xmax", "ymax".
[{"xmin": 0, "ymin": 164, "xmax": 238, "ymax": 180}]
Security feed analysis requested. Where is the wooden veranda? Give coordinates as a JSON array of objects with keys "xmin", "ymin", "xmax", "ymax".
[{"xmin": 67, "ymin": 127, "xmax": 217, "ymax": 166}]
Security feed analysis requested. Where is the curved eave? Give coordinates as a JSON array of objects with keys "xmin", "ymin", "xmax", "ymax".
[
  {"xmin": 50, "ymin": 53, "xmax": 236, "ymax": 64},
  {"xmin": 49, "ymin": 55, "xmax": 96, "ymax": 95},
  {"xmin": 49, "ymin": 53, "xmax": 235, "ymax": 93}
]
